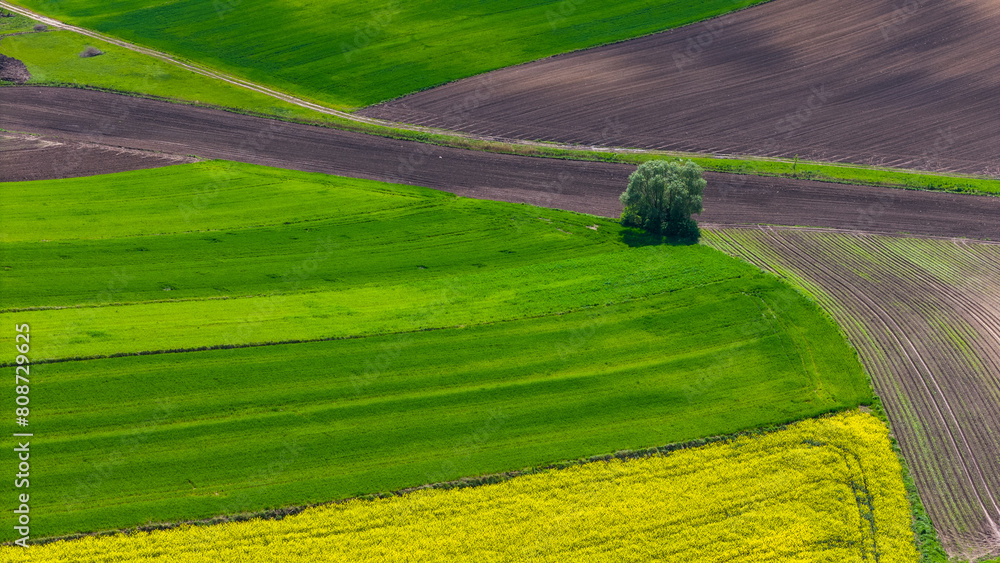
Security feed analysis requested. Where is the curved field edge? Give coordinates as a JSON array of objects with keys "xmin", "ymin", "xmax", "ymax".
[
  {"xmin": 1, "ymin": 22, "xmax": 996, "ymax": 193},
  {"xmin": 0, "ymin": 411, "xmax": 919, "ymax": 562},
  {"xmin": 0, "ymin": 287, "xmax": 872, "ymax": 541},
  {"xmin": 5, "ymin": 0, "xmax": 776, "ymax": 109},
  {"xmin": 702, "ymin": 228, "xmax": 1000, "ymax": 561},
  {"xmin": 0, "ymin": 161, "xmax": 886, "ymax": 374},
  {"xmin": 3, "ymin": 85, "xmax": 996, "ymax": 197},
  {"xmin": 357, "ymin": 0, "xmax": 999, "ymax": 177},
  {"xmin": 872, "ymin": 396, "xmax": 951, "ymax": 563},
  {"xmin": 0, "ymin": 162, "xmax": 873, "ymax": 541},
  {"xmin": 7, "ymin": 408, "xmax": 880, "ymax": 545}
]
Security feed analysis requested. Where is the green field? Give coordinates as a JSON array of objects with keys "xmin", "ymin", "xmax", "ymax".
[
  {"xmin": 0, "ymin": 12, "xmax": 38, "ymax": 34},
  {"xmin": 0, "ymin": 412, "xmax": 920, "ymax": 562},
  {"xmin": 0, "ymin": 28, "xmax": 322, "ymax": 120},
  {"xmin": 600, "ymin": 153, "xmax": 1000, "ymax": 197},
  {"xmin": 13, "ymin": 0, "xmax": 771, "ymax": 109},
  {"xmin": 4, "ymin": 17, "xmax": 997, "ymax": 197},
  {"xmin": 0, "ymin": 162, "xmax": 872, "ymax": 540}
]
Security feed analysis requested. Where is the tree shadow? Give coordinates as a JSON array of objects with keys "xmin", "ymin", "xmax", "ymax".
[{"xmin": 619, "ymin": 228, "xmax": 700, "ymax": 247}]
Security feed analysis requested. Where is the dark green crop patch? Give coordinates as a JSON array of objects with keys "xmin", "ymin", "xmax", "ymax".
[{"xmin": 1, "ymin": 162, "xmax": 871, "ymax": 541}]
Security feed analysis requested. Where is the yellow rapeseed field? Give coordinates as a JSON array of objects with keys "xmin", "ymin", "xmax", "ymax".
[{"xmin": 2, "ymin": 411, "xmax": 917, "ymax": 562}]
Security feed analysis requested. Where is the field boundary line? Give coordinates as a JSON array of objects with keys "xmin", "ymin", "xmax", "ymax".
[
  {"xmin": 4, "ymin": 408, "xmax": 866, "ymax": 548},
  {"xmin": 0, "ymin": 275, "xmax": 745, "ymax": 366},
  {"xmin": 3, "ymin": 1, "xmax": 998, "ymax": 194},
  {"xmin": 707, "ymin": 226, "xmax": 1000, "ymax": 554},
  {"xmin": 755, "ymin": 226, "xmax": 1000, "ymax": 535},
  {"xmin": 0, "ymin": 1, "xmax": 623, "ymax": 150},
  {"xmin": 700, "ymin": 223, "xmax": 1000, "ymax": 245}
]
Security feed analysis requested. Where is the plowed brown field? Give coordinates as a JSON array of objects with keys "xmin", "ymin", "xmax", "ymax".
[
  {"xmin": 704, "ymin": 227, "xmax": 1000, "ymax": 560},
  {"xmin": 359, "ymin": 0, "xmax": 1000, "ymax": 176},
  {"xmin": 5, "ymin": 86, "xmax": 1000, "ymax": 559},
  {"xmin": 3, "ymin": 87, "xmax": 999, "ymax": 241},
  {"xmin": 0, "ymin": 132, "xmax": 194, "ymax": 181}
]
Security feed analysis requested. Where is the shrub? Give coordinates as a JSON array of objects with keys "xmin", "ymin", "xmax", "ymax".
[{"xmin": 79, "ymin": 46, "xmax": 104, "ymax": 58}]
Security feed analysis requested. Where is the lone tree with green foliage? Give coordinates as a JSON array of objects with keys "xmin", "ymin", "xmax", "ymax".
[{"xmin": 620, "ymin": 159, "xmax": 705, "ymax": 239}]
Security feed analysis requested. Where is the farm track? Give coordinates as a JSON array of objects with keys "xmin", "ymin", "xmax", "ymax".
[
  {"xmin": 3, "ymin": 87, "xmax": 1000, "ymax": 241},
  {"xmin": 704, "ymin": 227, "xmax": 1000, "ymax": 560},
  {"xmin": 360, "ymin": 0, "xmax": 1000, "ymax": 176},
  {"xmin": 1, "ymin": 1, "xmax": 996, "ymax": 558},
  {"xmin": 0, "ymin": 0, "xmax": 381, "ymax": 125}
]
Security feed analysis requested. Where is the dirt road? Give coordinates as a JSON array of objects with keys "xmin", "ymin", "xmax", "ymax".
[
  {"xmin": 360, "ymin": 0, "xmax": 1000, "ymax": 176},
  {"xmin": 3, "ymin": 86, "xmax": 998, "ymax": 241}
]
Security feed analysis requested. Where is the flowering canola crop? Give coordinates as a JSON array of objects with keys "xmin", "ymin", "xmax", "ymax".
[{"xmin": 2, "ymin": 411, "xmax": 917, "ymax": 562}]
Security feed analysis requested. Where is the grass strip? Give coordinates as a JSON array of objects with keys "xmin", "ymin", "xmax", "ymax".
[{"xmin": 2, "ymin": 13, "xmax": 997, "ymax": 197}]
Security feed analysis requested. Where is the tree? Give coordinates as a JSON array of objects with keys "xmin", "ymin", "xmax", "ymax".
[{"xmin": 619, "ymin": 159, "xmax": 705, "ymax": 239}]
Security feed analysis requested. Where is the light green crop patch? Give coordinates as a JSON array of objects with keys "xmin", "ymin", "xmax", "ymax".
[
  {"xmin": 14, "ymin": 0, "xmax": 771, "ymax": 108},
  {"xmin": 0, "ymin": 162, "xmax": 871, "ymax": 541},
  {"xmin": 0, "ymin": 28, "xmax": 318, "ymax": 118}
]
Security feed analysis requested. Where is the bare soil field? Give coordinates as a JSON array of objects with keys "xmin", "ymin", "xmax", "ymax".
[
  {"xmin": 705, "ymin": 227, "xmax": 1000, "ymax": 560},
  {"xmin": 359, "ymin": 0, "xmax": 1000, "ymax": 176},
  {"xmin": 0, "ymin": 132, "xmax": 193, "ymax": 181},
  {"xmin": 0, "ymin": 53, "xmax": 29, "ymax": 83},
  {"xmin": 3, "ymin": 87, "xmax": 999, "ymax": 241}
]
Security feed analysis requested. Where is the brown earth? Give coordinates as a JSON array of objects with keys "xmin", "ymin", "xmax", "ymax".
[
  {"xmin": 705, "ymin": 227, "xmax": 1000, "ymax": 560},
  {"xmin": 0, "ymin": 132, "xmax": 195, "ymax": 181},
  {"xmin": 4, "ymin": 86, "xmax": 1000, "ymax": 559},
  {"xmin": 0, "ymin": 53, "xmax": 29, "ymax": 82},
  {"xmin": 358, "ymin": 0, "xmax": 1000, "ymax": 176},
  {"xmin": 2, "ymin": 87, "xmax": 999, "ymax": 241}
]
